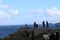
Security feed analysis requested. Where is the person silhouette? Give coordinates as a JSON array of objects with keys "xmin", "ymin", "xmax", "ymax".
[
  {"xmin": 49, "ymin": 32, "xmax": 56, "ymax": 40},
  {"xmin": 36, "ymin": 24, "xmax": 38, "ymax": 28},
  {"xmin": 25, "ymin": 24, "xmax": 28, "ymax": 27},
  {"xmin": 33, "ymin": 22, "xmax": 38, "ymax": 28},
  {"xmin": 56, "ymin": 32, "xmax": 59, "ymax": 40},
  {"xmin": 42, "ymin": 21, "xmax": 45, "ymax": 28},
  {"xmin": 46, "ymin": 21, "xmax": 49, "ymax": 28},
  {"xmin": 34, "ymin": 22, "xmax": 37, "ymax": 29}
]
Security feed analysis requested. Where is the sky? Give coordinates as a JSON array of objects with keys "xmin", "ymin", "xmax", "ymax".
[{"xmin": 0, "ymin": 0, "xmax": 60, "ymax": 25}]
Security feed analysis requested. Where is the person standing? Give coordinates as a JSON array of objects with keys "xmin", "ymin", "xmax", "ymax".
[
  {"xmin": 42, "ymin": 21, "xmax": 45, "ymax": 28},
  {"xmin": 34, "ymin": 22, "xmax": 37, "ymax": 29},
  {"xmin": 46, "ymin": 21, "xmax": 49, "ymax": 28}
]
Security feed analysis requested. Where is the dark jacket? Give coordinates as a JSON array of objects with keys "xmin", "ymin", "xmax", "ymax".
[{"xmin": 49, "ymin": 33, "xmax": 56, "ymax": 40}]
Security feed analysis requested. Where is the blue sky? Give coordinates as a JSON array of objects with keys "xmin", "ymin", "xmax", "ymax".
[{"xmin": 0, "ymin": 0, "xmax": 60, "ymax": 25}]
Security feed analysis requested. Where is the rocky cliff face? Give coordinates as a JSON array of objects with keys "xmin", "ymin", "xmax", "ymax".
[
  {"xmin": 2, "ymin": 26, "xmax": 44, "ymax": 40},
  {"xmin": 1, "ymin": 25, "xmax": 60, "ymax": 40}
]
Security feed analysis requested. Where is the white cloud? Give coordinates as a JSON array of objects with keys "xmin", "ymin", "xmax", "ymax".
[
  {"xmin": 46, "ymin": 7, "xmax": 60, "ymax": 16},
  {"xmin": 45, "ymin": 7, "xmax": 60, "ymax": 23},
  {"xmin": 8, "ymin": 9, "xmax": 19, "ymax": 15},
  {"xmin": 0, "ymin": 0, "xmax": 19, "ymax": 18},
  {"xmin": 0, "ymin": 5, "xmax": 10, "ymax": 9},
  {"xmin": 53, "ymin": 7, "xmax": 57, "ymax": 9},
  {"xmin": 0, "ymin": 11, "xmax": 5, "ymax": 17},
  {"xmin": 0, "ymin": 11, "xmax": 11, "ymax": 18},
  {"xmin": 14, "ymin": 10, "xmax": 19, "ymax": 15},
  {"xmin": 27, "ymin": 9, "xmax": 42, "ymax": 14}
]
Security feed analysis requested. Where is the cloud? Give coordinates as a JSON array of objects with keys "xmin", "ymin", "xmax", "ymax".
[
  {"xmin": 0, "ymin": 5, "xmax": 10, "ymax": 9},
  {"xmin": 8, "ymin": 9, "xmax": 19, "ymax": 15},
  {"xmin": 45, "ymin": 7, "xmax": 60, "ymax": 23},
  {"xmin": 27, "ymin": 9, "xmax": 42, "ymax": 14},
  {"xmin": 0, "ymin": 11, "xmax": 5, "ymax": 17},
  {"xmin": 46, "ymin": 7, "xmax": 60, "ymax": 16},
  {"xmin": 0, "ymin": 0, "xmax": 19, "ymax": 18},
  {"xmin": 0, "ymin": 11, "xmax": 11, "ymax": 18}
]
